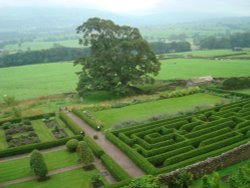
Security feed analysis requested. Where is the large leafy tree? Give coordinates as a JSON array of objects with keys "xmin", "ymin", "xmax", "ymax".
[{"xmin": 75, "ymin": 17, "xmax": 160, "ymax": 95}]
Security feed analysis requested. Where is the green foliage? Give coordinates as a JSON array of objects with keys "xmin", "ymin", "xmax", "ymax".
[
  {"xmin": 0, "ymin": 135, "xmax": 83, "ymax": 157},
  {"xmin": 122, "ymin": 175, "xmax": 161, "ymax": 188},
  {"xmin": 72, "ymin": 109, "xmax": 101, "ymax": 130},
  {"xmin": 75, "ymin": 17, "xmax": 160, "ymax": 95},
  {"xmin": 169, "ymin": 170, "xmax": 193, "ymax": 188},
  {"xmin": 101, "ymin": 154, "xmax": 131, "ymax": 181},
  {"xmin": 0, "ymin": 47, "xmax": 89, "ymax": 68},
  {"xmin": 2, "ymin": 95, "xmax": 16, "ymax": 106},
  {"xmin": 228, "ymin": 165, "xmax": 250, "ymax": 188},
  {"xmin": 30, "ymin": 149, "xmax": 48, "ymax": 179},
  {"xmin": 150, "ymin": 41, "xmax": 191, "ymax": 54},
  {"xmin": 77, "ymin": 141, "xmax": 94, "ymax": 166},
  {"xmin": 66, "ymin": 139, "xmax": 79, "ymax": 152},
  {"xmin": 202, "ymin": 172, "xmax": 221, "ymax": 188},
  {"xmin": 59, "ymin": 112, "xmax": 84, "ymax": 135},
  {"xmin": 84, "ymin": 136, "xmax": 104, "ymax": 158},
  {"xmin": 223, "ymin": 77, "xmax": 250, "ymax": 90}
]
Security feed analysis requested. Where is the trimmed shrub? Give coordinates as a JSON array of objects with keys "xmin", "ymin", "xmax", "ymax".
[
  {"xmin": 30, "ymin": 150, "xmax": 48, "ymax": 179},
  {"xmin": 0, "ymin": 135, "xmax": 83, "ymax": 157},
  {"xmin": 66, "ymin": 139, "xmax": 79, "ymax": 152},
  {"xmin": 59, "ymin": 112, "xmax": 83, "ymax": 135},
  {"xmin": 77, "ymin": 141, "xmax": 95, "ymax": 166},
  {"xmin": 101, "ymin": 154, "xmax": 131, "ymax": 181},
  {"xmin": 84, "ymin": 136, "xmax": 104, "ymax": 158},
  {"xmin": 72, "ymin": 109, "xmax": 101, "ymax": 130}
]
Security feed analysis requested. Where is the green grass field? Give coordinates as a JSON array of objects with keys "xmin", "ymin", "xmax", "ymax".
[
  {"xmin": 4, "ymin": 168, "xmax": 99, "ymax": 188},
  {"xmin": 0, "ymin": 62, "xmax": 79, "ymax": 101},
  {"xmin": 4, "ymin": 40, "xmax": 81, "ymax": 52},
  {"xmin": 0, "ymin": 149, "xmax": 79, "ymax": 182},
  {"xmin": 157, "ymin": 58, "xmax": 250, "ymax": 80},
  {"xmin": 1, "ymin": 58, "xmax": 250, "ymax": 101},
  {"xmin": 94, "ymin": 93, "xmax": 230, "ymax": 129}
]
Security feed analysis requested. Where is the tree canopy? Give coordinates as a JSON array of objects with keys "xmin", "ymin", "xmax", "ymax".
[{"xmin": 75, "ymin": 17, "xmax": 160, "ymax": 96}]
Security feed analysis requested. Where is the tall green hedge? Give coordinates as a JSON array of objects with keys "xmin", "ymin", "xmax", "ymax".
[{"xmin": 59, "ymin": 112, "xmax": 83, "ymax": 135}]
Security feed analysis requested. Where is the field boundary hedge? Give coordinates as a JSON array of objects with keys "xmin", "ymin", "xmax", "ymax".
[{"xmin": 0, "ymin": 135, "xmax": 83, "ymax": 157}]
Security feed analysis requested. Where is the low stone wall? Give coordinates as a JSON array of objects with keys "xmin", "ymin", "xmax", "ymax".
[{"xmin": 159, "ymin": 142, "xmax": 250, "ymax": 185}]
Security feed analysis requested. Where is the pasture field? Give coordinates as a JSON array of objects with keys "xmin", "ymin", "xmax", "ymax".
[
  {"xmin": 1, "ymin": 58, "xmax": 250, "ymax": 101},
  {"xmin": 4, "ymin": 40, "xmax": 80, "ymax": 52},
  {"xmin": 158, "ymin": 58, "xmax": 250, "ymax": 80},
  {"xmin": 107, "ymin": 98, "xmax": 250, "ymax": 175},
  {"xmin": 0, "ymin": 149, "xmax": 79, "ymax": 182},
  {"xmin": 94, "ymin": 93, "xmax": 230, "ymax": 129},
  {"xmin": 4, "ymin": 168, "xmax": 100, "ymax": 188},
  {"xmin": 0, "ymin": 62, "xmax": 79, "ymax": 101}
]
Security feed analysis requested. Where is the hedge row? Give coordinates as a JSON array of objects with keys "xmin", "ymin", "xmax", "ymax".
[
  {"xmin": 0, "ymin": 135, "xmax": 83, "ymax": 157},
  {"xmin": 59, "ymin": 112, "xmax": 83, "ymax": 135},
  {"xmin": 101, "ymin": 154, "xmax": 131, "ymax": 181},
  {"xmin": 205, "ymin": 88, "xmax": 250, "ymax": 98},
  {"xmin": 192, "ymin": 118, "xmax": 232, "ymax": 131},
  {"xmin": 84, "ymin": 136, "xmax": 131, "ymax": 185},
  {"xmin": 72, "ymin": 109, "xmax": 100, "ymax": 130},
  {"xmin": 106, "ymin": 132, "xmax": 157, "ymax": 174},
  {"xmin": 186, "ymin": 121, "xmax": 235, "ymax": 139},
  {"xmin": 0, "ymin": 112, "xmax": 55, "ymax": 126},
  {"xmin": 200, "ymin": 132, "xmax": 238, "ymax": 146},
  {"xmin": 84, "ymin": 136, "xmax": 104, "ymax": 158},
  {"xmin": 163, "ymin": 134, "xmax": 245, "ymax": 166}
]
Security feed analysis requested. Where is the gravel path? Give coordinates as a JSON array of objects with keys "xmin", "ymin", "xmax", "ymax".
[{"xmin": 66, "ymin": 112, "xmax": 145, "ymax": 177}]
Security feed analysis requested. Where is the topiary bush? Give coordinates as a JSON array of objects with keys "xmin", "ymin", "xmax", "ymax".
[
  {"xmin": 30, "ymin": 149, "xmax": 48, "ymax": 180},
  {"xmin": 77, "ymin": 141, "xmax": 95, "ymax": 168},
  {"xmin": 66, "ymin": 139, "xmax": 79, "ymax": 152}
]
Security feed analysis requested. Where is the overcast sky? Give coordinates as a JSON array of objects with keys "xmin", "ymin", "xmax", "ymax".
[{"xmin": 0, "ymin": 0, "xmax": 250, "ymax": 16}]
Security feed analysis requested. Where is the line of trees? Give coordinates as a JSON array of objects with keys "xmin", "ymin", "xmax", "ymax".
[
  {"xmin": 0, "ymin": 47, "xmax": 90, "ymax": 67},
  {"xmin": 149, "ymin": 41, "xmax": 191, "ymax": 54},
  {"xmin": 199, "ymin": 32, "xmax": 250, "ymax": 49}
]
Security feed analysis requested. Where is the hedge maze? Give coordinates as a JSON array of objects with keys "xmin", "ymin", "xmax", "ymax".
[{"xmin": 107, "ymin": 99, "xmax": 250, "ymax": 175}]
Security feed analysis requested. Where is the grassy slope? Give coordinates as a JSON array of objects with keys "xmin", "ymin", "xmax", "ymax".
[
  {"xmin": 0, "ymin": 58, "xmax": 250, "ymax": 101},
  {"xmin": 4, "ymin": 168, "xmax": 98, "ymax": 188},
  {"xmin": 32, "ymin": 120, "xmax": 55, "ymax": 142},
  {"xmin": 94, "ymin": 93, "xmax": 229, "ymax": 129},
  {"xmin": 232, "ymin": 88, "xmax": 250, "ymax": 95},
  {"xmin": 0, "ymin": 150, "xmax": 79, "ymax": 182}
]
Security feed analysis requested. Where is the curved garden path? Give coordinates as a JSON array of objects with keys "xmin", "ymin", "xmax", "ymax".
[{"xmin": 66, "ymin": 112, "xmax": 145, "ymax": 177}]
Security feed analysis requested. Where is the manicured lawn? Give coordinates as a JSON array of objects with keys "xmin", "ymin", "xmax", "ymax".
[
  {"xmin": 191, "ymin": 159, "xmax": 250, "ymax": 188},
  {"xmin": 4, "ymin": 168, "xmax": 99, "ymax": 188},
  {"xmin": 0, "ymin": 129, "xmax": 7, "ymax": 150},
  {"xmin": 32, "ymin": 120, "xmax": 55, "ymax": 142},
  {"xmin": 157, "ymin": 58, "xmax": 250, "ymax": 80},
  {"xmin": 0, "ymin": 149, "xmax": 79, "ymax": 182},
  {"xmin": 94, "ymin": 93, "xmax": 230, "ymax": 129}
]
